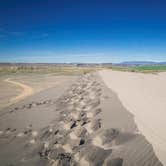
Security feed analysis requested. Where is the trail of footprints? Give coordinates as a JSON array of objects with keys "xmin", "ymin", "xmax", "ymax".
[
  {"xmin": 35, "ymin": 73, "xmax": 123, "ymax": 166},
  {"xmin": 0, "ymin": 73, "xmax": 123, "ymax": 166},
  {"xmin": 9, "ymin": 99, "xmax": 55, "ymax": 114},
  {"xmin": 0, "ymin": 99, "xmax": 55, "ymax": 133}
]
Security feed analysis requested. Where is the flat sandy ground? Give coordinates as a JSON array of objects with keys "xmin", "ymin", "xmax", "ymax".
[
  {"xmin": 0, "ymin": 73, "xmax": 77, "ymax": 130},
  {"xmin": 0, "ymin": 73, "xmax": 77, "ymax": 110},
  {"xmin": 99, "ymin": 70, "xmax": 166, "ymax": 165},
  {"xmin": 0, "ymin": 77, "xmax": 22, "ymax": 109},
  {"xmin": 0, "ymin": 72, "xmax": 162, "ymax": 166}
]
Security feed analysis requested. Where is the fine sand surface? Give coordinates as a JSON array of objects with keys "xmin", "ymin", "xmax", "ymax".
[
  {"xmin": 0, "ymin": 74, "xmax": 76, "ymax": 110},
  {"xmin": 0, "ymin": 79, "xmax": 21, "ymax": 110},
  {"xmin": 0, "ymin": 72, "xmax": 162, "ymax": 166},
  {"xmin": 5, "ymin": 78, "xmax": 34, "ymax": 104},
  {"xmin": 99, "ymin": 70, "xmax": 166, "ymax": 165}
]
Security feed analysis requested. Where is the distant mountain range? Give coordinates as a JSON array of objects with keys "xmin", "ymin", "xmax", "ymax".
[{"xmin": 115, "ymin": 61, "xmax": 166, "ymax": 66}]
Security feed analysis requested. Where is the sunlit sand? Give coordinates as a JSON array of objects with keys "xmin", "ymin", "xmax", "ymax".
[
  {"xmin": 100, "ymin": 70, "xmax": 166, "ymax": 165},
  {"xmin": 5, "ymin": 78, "xmax": 34, "ymax": 104}
]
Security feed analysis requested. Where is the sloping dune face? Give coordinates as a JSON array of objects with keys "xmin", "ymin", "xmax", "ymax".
[{"xmin": 99, "ymin": 70, "xmax": 166, "ymax": 165}]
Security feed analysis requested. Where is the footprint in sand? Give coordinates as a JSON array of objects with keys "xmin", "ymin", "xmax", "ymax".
[
  {"xmin": 85, "ymin": 119, "xmax": 101, "ymax": 134},
  {"xmin": 86, "ymin": 108, "xmax": 101, "ymax": 118},
  {"xmin": 76, "ymin": 145, "xmax": 111, "ymax": 166},
  {"xmin": 92, "ymin": 128, "xmax": 119, "ymax": 149},
  {"xmin": 69, "ymin": 125, "xmax": 87, "ymax": 140}
]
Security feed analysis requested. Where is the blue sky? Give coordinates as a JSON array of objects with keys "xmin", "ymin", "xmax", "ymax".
[{"xmin": 0, "ymin": 0, "xmax": 166, "ymax": 63}]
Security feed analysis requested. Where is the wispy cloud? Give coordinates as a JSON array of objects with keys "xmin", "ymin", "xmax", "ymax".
[
  {"xmin": 0, "ymin": 28, "xmax": 23, "ymax": 39},
  {"xmin": 0, "ymin": 28, "xmax": 50, "ymax": 40}
]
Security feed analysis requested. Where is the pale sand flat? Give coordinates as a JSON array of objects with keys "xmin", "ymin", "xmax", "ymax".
[
  {"xmin": 99, "ymin": 70, "xmax": 166, "ymax": 165},
  {"xmin": 4, "ymin": 78, "xmax": 34, "ymax": 104}
]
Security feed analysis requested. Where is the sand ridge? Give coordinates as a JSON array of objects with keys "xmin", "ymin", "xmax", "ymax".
[
  {"xmin": 99, "ymin": 70, "xmax": 166, "ymax": 165},
  {"xmin": 0, "ymin": 73, "xmax": 162, "ymax": 166}
]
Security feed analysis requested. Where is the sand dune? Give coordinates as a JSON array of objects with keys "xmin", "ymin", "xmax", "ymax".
[
  {"xmin": 0, "ymin": 73, "xmax": 162, "ymax": 165},
  {"xmin": 4, "ymin": 78, "xmax": 34, "ymax": 104},
  {"xmin": 99, "ymin": 70, "xmax": 166, "ymax": 165}
]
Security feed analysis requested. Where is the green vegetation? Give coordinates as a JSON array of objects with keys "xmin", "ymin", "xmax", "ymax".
[
  {"xmin": 111, "ymin": 65, "xmax": 166, "ymax": 73},
  {"xmin": 0, "ymin": 65, "xmax": 101, "ymax": 75},
  {"xmin": 2, "ymin": 64, "xmax": 166, "ymax": 75}
]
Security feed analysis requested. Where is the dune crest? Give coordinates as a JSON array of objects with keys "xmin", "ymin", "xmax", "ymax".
[{"xmin": 100, "ymin": 70, "xmax": 166, "ymax": 165}]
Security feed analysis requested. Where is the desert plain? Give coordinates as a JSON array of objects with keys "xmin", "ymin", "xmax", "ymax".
[{"xmin": 0, "ymin": 65, "xmax": 165, "ymax": 166}]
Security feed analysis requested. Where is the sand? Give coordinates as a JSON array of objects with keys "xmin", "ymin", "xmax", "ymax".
[
  {"xmin": 0, "ymin": 79, "xmax": 21, "ymax": 110},
  {"xmin": 5, "ymin": 78, "xmax": 34, "ymax": 104},
  {"xmin": 0, "ymin": 72, "xmax": 162, "ymax": 166},
  {"xmin": 0, "ymin": 74, "xmax": 77, "ymax": 110},
  {"xmin": 99, "ymin": 70, "xmax": 166, "ymax": 165}
]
